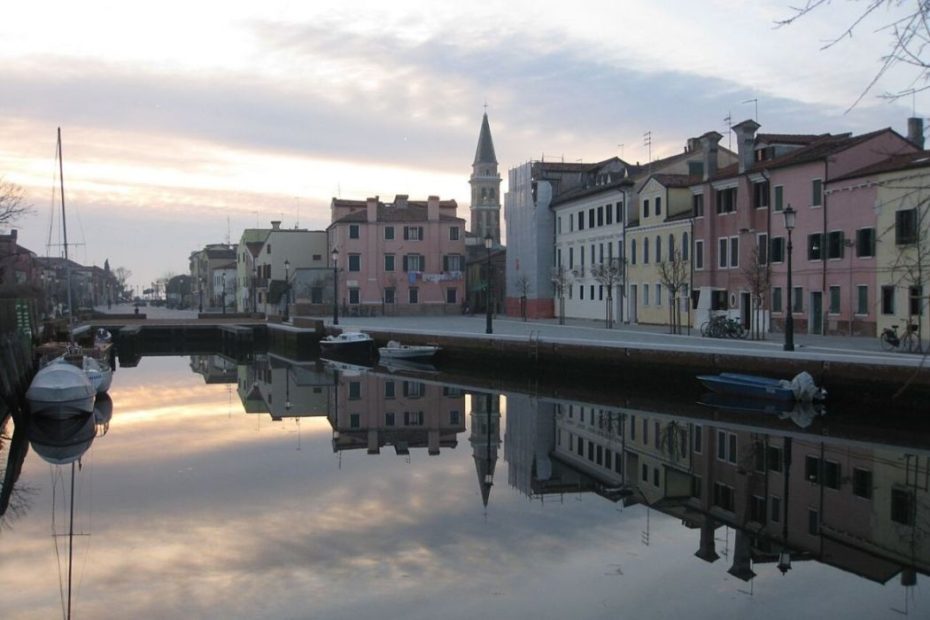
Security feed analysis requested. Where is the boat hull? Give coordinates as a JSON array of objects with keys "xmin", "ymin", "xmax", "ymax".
[
  {"xmin": 697, "ymin": 373, "xmax": 795, "ymax": 402},
  {"xmin": 26, "ymin": 363, "xmax": 96, "ymax": 418},
  {"xmin": 378, "ymin": 346, "xmax": 439, "ymax": 361}
]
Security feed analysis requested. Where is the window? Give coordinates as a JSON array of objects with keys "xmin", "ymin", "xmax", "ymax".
[
  {"xmin": 643, "ymin": 199, "xmax": 650, "ymax": 218},
  {"xmin": 718, "ymin": 238, "xmax": 728, "ymax": 268},
  {"xmin": 654, "ymin": 422, "xmax": 660, "ymax": 449},
  {"xmin": 403, "ymin": 411, "xmax": 425, "ymax": 426},
  {"xmin": 753, "ymin": 181, "xmax": 770, "ymax": 208},
  {"xmin": 896, "ymin": 208, "xmax": 918, "ymax": 244},
  {"xmin": 881, "ymin": 285, "xmax": 895, "ymax": 315},
  {"xmin": 569, "ymin": 247, "xmax": 574, "ymax": 269},
  {"xmin": 693, "ymin": 425, "xmax": 703, "ymax": 453},
  {"xmin": 773, "ymin": 287, "xmax": 783, "ymax": 312},
  {"xmin": 716, "ymin": 430, "xmax": 737, "ymax": 463},
  {"xmin": 642, "ymin": 463, "xmax": 649, "ymax": 482},
  {"xmin": 409, "ymin": 287, "xmax": 418, "ymax": 303},
  {"xmin": 588, "ymin": 208, "xmax": 595, "ymax": 229},
  {"xmin": 693, "ymin": 193, "xmax": 704, "ymax": 217},
  {"xmin": 774, "ymin": 185, "xmax": 784, "ymax": 211},
  {"xmin": 695, "ymin": 240, "xmax": 704, "ymax": 270},
  {"xmin": 643, "ymin": 284, "xmax": 649, "ymax": 305},
  {"xmin": 348, "ymin": 287, "xmax": 360, "ymax": 304},
  {"xmin": 910, "ymin": 285, "xmax": 924, "ymax": 316},
  {"xmin": 403, "ymin": 381, "xmax": 425, "ymax": 398},
  {"xmin": 616, "ymin": 202, "xmax": 624, "ymax": 223},
  {"xmin": 578, "ymin": 211, "xmax": 585, "ymax": 230},
  {"xmin": 349, "ymin": 224, "xmax": 359, "ymax": 239},
  {"xmin": 350, "ymin": 413, "xmax": 360, "ymax": 428},
  {"xmin": 446, "ymin": 288, "xmax": 457, "ymax": 304},
  {"xmin": 823, "ymin": 460, "xmax": 841, "ymax": 489},
  {"xmin": 767, "ymin": 446, "xmax": 783, "ymax": 472},
  {"xmin": 656, "ymin": 282, "xmax": 662, "ymax": 306},
  {"xmin": 348, "ymin": 254, "xmax": 360, "ymax": 272},
  {"xmin": 812, "ymin": 179, "xmax": 823, "ymax": 206},
  {"xmin": 403, "ymin": 254, "xmax": 423, "ymax": 272},
  {"xmin": 856, "ymin": 228, "xmax": 875, "ymax": 257},
  {"xmin": 348, "ymin": 381, "xmax": 361, "ymax": 400},
  {"xmin": 692, "ymin": 476, "xmax": 703, "ymax": 499},
  {"xmin": 682, "ymin": 232, "xmax": 689, "ymax": 260},
  {"xmin": 449, "ymin": 226, "xmax": 460, "ymax": 241},
  {"xmin": 808, "ymin": 509, "xmax": 820, "ymax": 535},
  {"xmin": 579, "ymin": 285, "xmax": 584, "ymax": 300},
  {"xmin": 730, "ymin": 237, "xmax": 739, "ymax": 268},
  {"xmin": 757, "ymin": 233, "xmax": 768, "ymax": 265},
  {"xmin": 827, "ymin": 231, "xmax": 845, "ymax": 259},
  {"xmin": 385, "ymin": 412, "xmax": 395, "ymax": 426},
  {"xmin": 853, "ymin": 468, "xmax": 873, "ymax": 499},
  {"xmin": 808, "ymin": 233, "xmax": 822, "ymax": 260},
  {"xmin": 631, "ymin": 240, "xmax": 637, "ymax": 265},
  {"xmin": 606, "ymin": 205, "xmax": 613, "ymax": 225},
  {"xmin": 716, "ymin": 187, "xmax": 737, "ymax": 213},
  {"xmin": 384, "ymin": 226, "xmax": 395, "ymax": 240},
  {"xmin": 771, "ymin": 237, "xmax": 785, "ymax": 263},
  {"xmin": 653, "ymin": 467, "xmax": 660, "ymax": 487},
  {"xmin": 630, "ymin": 415, "xmax": 636, "ymax": 440},
  {"xmin": 668, "ymin": 234, "xmax": 676, "ymax": 259},
  {"xmin": 793, "ymin": 287, "xmax": 803, "ymax": 312},
  {"xmin": 856, "ymin": 285, "xmax": 868, "ymax": 315},
  {"xmin": 597, "ymin": 206, "xmax": 604, "ymax": 226},
  {"xmin": 750, "ymin": 496, "xmax": 767, "ymax": 523},
  {"xmin": 713, "ymin": 482, "xmax": 735, "ymax": 511},
  {"xmin": 805, "ymin": 455, "xmax": 820, "ymax": 483},
  {"xmin": 384, "ymin": 254, "xmax": 395, "ymax": 271},
  {"xmin": 403, "ymin": 226, "xmax": 424, "ymax": 241},
  {"xmin": 443, "ymin": 254, "xmax": 464, "ymax": 271},
  {"xmin": 655, "ymin": 236, "xmax": 662, "ymax": 262},
  {"xmin": 384, "ymin": 287, "xmax": 395, "ymax": 304},
  {"xmin": 891, "ymin": 489, "xmax": 915, "ymax": 525},
  {"xmin": 644, "ymin": 238, "xmax": 649, "ymax": 264},
  {"xmin": 771, "ymin": 496, "xmax": 782, "ymax": 523},
  {"xmin": 384, "ymin": 381, "xmax": 396, "ymax": 399},
  {"xmin": 829, "ymin": 286, "xmax": 841, "ymax": 313},
  {"xmin": 655, "ymin": 197, "xmax": 662, "ymax": 216}
]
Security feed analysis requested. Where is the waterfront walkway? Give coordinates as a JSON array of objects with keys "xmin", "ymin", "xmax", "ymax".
[{"xmin": 95, "ymin": 304, "xmax": 926, "ymax": 369}]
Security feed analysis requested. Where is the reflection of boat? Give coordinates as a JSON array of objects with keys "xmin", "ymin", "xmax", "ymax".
[
  {"xmin": 378, "ymin": 357, "xmax": 438, "ymax": 374},
  {"xmin": 28, "ymin": 410, "xmax": 97, "ymax": 465},
  {"xmin": 76, "ymin": 354, "xmax": 112, "ymax": 394},
  {"xmin": 696, "ymin": 372, "xmax": 826, "ymax": 402},
  {"xmin": 319, "ymin": 331, "xmax": 374, "ymax": 361},
  {"xmin": 699, "ymin": 392, "xmax": 826, "ymax": 427},
  {"xmin": 378, "ymin": 340, "xmax": 440, "ymax": 361},
  {"xmin": 26, "ymin": 362, "xmax": 96, "ymax": 418},
  {"xmin": 321, "ymin": 358, "xmax": 373, "ymax": 377}
]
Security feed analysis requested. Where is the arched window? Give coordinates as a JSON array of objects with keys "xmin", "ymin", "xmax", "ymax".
[
  {"xmin": 683, "ymin": 232, "xmax": 690, "ymax": 260},
  {"xmin": 655, "ymin": 235, "xmax": 662, "ymax": 263}
]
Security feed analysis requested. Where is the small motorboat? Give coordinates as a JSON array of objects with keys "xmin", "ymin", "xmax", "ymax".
[
  {"xmin": 696, "ymin": 371, "xmax": 826, "ymax": 403},
  {"xmin": 26, "ymin": 362, "xmax": 96, "ymax": 418},
  {"xmin": 378, "ymin": 340, "xmax": 440, "ymax": 361},
  {"xmin": 319, "ymin": 331, "xmax": 375, "ymax": 361}
]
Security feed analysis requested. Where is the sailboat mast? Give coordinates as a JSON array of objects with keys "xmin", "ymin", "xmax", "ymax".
[
  {"xmin": 67, "ymin": 461, "xmax": 75, "ymax": 620},
  {"xmin": 58, "ymin": 127, "xmax": 73, "ymax": 321}
]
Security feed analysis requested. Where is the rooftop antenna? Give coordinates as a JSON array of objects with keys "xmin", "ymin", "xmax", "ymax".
[
  {"xmin": 742, "ymin": 98, "xmax": 758, "ymax": 122},
  {"xmin": 724, "ymin": 112, "xmax": 733, "ymax": 151},
  {"xmin": 643, "ymin": 131, "xmax": 652, "ymax": 164},
  {"xmin": 225, "ymin": 216, "xmax": 230, "ymax": 245},
  {"xmin": 295, "ymin": 197, "xmax": 300, "ymax": 229},
  {"xmin": 617, "ymin": 143, "xmax": 625, "ymax": 158}
]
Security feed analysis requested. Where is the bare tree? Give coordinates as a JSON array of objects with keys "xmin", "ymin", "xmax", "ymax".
[
  {"xmin": 657, "ymin": 249, "xmax": 689, "ymax": 334},
  {"xmin": 741, "ymin": 244, "xmax": 771, "ymax": 340},
  {"xmin": 0, "ymin": 179, "xmax": 31, "ymax": 226},
  {"xmin": 551, "ymin": 264, "xmax": 573, "ymax": 325},
  {"xmin": 591, "ymin": 258, "xmax": 624, "ymax": 329},
  {"xmin": 515, "ymin": 273, "xmax": 531, "ymax": 321},
  {"xmin": 113, "ymin": 266, "xmax": 132, "ymax": 300},
  {"xmin": 776, "ymin": 1, "xmax": 930, "ymax": 108}
]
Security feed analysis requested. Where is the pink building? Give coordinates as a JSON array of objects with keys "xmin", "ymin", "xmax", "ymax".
[
  {"xmin": 692, "ymin": 120, "xmax": 918, "ymax": 335},
  {"xmin": 328, "ymin": 195, "xmax": 466, "ymax": 315}
]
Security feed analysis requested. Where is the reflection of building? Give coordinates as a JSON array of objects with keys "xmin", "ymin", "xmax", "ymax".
[
  {"xmin": 189, "ymin": 354, "xmax": 237, "ymax": 384},
  {"xmin": 469, "ymin": 392, "xmax": 500, "ymax": 507},
  {"xmin": 237, "ymin": 354, "xmax": 332, "ymax": 420},
  {"xmin": 506, "ymin": 391, "xmax": 929, "ymax": 586},
  {"xmin": 329, "ymin": 369, "xmax": 466, "ymax": 456}
]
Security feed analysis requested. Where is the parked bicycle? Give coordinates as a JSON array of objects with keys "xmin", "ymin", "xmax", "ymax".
[
  {"xmin": 700, "ymin": 315, "xmax": 747, "ymax": 339},
  {"xmin": 879, "ymin": 323, "xmax": 921, "ymax": 352}
]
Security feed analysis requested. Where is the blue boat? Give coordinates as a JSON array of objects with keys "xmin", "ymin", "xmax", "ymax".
[{"xmin": 696, "ymin": 372, "xmax": 826, "ymax": 403}]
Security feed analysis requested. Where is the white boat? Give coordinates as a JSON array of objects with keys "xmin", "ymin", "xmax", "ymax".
[
  {"xmin": 26, "ymin": 362, "xmax": 96, "ymax": 418},
  {"xmin": 378, "ymin": 340, "xmax": 440, "ymax": 361},
  {"xmin": 81, "ymin": 354, "xmax": 113, "ymax": 394},
  {"xmin": 319, "ymin": 331, "xmax": 374, "ymax": 360}
]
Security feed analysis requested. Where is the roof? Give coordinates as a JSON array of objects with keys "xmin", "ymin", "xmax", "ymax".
[
  {"xmin": 756, "ymin": 133, "xmax": 829, "ymax": 146},
  {"xmin": 473, "ymin": 113, "xmax": 498, "ymax": 165},
  {"xmin": 829, "ymin": 150, "xmax": 930, "ymax": 183},
  {"xmin": 648, "ymin": 173, "xmax": 701, "ymax": 188},
  {"xmin": 550, "ymin": 177, "xmax": 633, "ymax": 206},
  {"xmin": 331, "ymin": 201, "xmax": 463, "ymax": 225}
]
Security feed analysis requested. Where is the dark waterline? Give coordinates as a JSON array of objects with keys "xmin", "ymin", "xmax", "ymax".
[{"xmin": 0, "ymin": 353, "xmax": 926, "ymax": 619}]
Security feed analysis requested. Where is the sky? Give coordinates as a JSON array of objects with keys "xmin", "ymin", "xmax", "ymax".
[{"xmin": 2, "ymin": 0, "xmax": 928, "ymax": 290}]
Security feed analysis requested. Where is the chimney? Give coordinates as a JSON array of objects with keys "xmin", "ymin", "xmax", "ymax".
[
  {"xmin": 700, "ymin": 131, "xmax": 723, "ymax": 182},
  {"xmin": 427, "ymin": 195, "xmax": 440, "ymax": 221},
  {"xmin": 908, "ymin": 117, "xmax": 925, "ymax": 149},
  {"xmin": 271, "ymin": 220, "xmax": 281, "ymax": 230},
  {"xmin": 394, "ymin": 194, "xmax": 409, "ymax": 209},
  {"xmin": 366, "ymin": 196, "xmax": 379, "ymax": 223},
  {"xmin": 732, "ymin": 119, "xmax": 760, "ymax": 173},
  {"xmin": 10, "ymin": 229, "xmax": 16, "ymax": 242}
]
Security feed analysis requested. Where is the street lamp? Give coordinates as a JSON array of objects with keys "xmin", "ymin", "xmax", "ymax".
[
  {"xmin": 331, "ymin": 248, "xmax": 339, "ymax": 325},
  {"xmin": 484, "ymin": 234, "xmax": 493, "ymax": 334},
  {"xmin": 783, "ymin": 205, "xmax": 797, "ymax": 351},
  {"xmin": 283, "ymin": 259, "xmax": 290, "ymax": 322}
]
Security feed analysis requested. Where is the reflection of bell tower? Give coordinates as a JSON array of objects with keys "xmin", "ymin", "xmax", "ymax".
[
  {"xmin": 470, "ymin": 392, "xmax": 501, "ymax": 507},
  {"xmin": 470, "ymin": 112, "xmax": 501, "ymax": 246}
]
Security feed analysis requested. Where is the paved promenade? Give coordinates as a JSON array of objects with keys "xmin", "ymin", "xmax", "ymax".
[{"xmin": 96, "ymin": 304, "xmax": 927, "ymax": 369}]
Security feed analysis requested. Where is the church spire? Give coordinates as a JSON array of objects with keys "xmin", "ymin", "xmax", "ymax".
[
  {"xmin": 473, "ymin": 112, "xmax": 497, "ymax": 165},
  {"xmin": 469, "ymin": 111, "xmax": 502, "ymax": 246}
]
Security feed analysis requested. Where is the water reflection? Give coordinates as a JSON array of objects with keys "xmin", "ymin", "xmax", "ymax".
[{"xmin": 1, "ymin": 351, "xmax": 926, "ymax": 618}]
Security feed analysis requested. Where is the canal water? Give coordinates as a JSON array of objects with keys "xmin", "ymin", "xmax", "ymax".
[{"xmin": 1, "ymin": 352, "xmax": 926, "ymax": 619}]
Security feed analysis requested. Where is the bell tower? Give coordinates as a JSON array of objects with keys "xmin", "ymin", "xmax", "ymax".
[{"xmin": 469, "ymin": 111, "xmax": 501, "ymax": 246}]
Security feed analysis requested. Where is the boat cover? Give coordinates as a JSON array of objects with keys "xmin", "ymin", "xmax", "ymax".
[{"xmin": 26, "ymin": 362, "xmax": 95, "ymax": 409}]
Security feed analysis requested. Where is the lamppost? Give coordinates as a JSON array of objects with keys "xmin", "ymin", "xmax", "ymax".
[
  {"xmin": 283, "ymin": 259, "xmax": 290, "ymax": 322},
  {"xmin": 484, "ymin": 234, "xmax": 493, "ymax": 334},
  {"xmin": 199, "ymin": 277, "xmax": 204, "ymax": 313},
  {"xmin": 331, "ymin": 248, "xmax": 339, "ymax": 325},
  {"xmin": 783, "ymin": 205, "xmax": 797, "ymax": 351}
]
